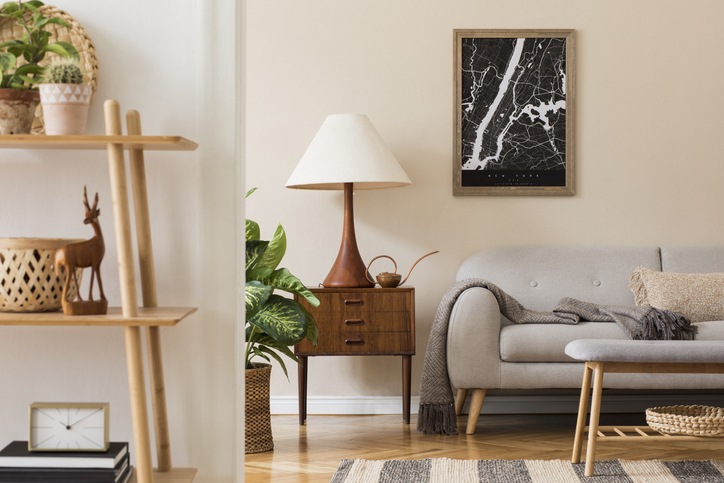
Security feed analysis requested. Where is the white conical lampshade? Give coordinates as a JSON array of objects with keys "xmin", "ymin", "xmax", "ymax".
[{"xmin": 286, "ymin": 114, "xmax": 411, "ymax": 190}]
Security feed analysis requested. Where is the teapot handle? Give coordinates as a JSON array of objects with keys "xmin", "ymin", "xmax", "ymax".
[
  {"xmin": 365, "ymin": 255, "xmax": 398, "ymax": 285},
  {"xmin": 400, "ymin": 251, "xmax": 440, "ymax": 285}
]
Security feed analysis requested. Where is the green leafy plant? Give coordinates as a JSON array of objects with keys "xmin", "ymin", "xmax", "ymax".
[
  {"xmin": 39, "ymin": 56, "xmax": 84, "ymax": 84},
  {"xmin": 245, "ymin": 187, "xmax": 319, "ymax": 377},
  {"xmin": 0, "ymin": 1, "xmax": 79, "ymax": 89}
]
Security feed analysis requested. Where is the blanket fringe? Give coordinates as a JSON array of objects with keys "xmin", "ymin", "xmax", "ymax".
[
  {"xmin": 640, "ymin": 308, "xmax": 697, "ymax": 341},
  {"xmin": 417, "ymin": 402, "xmax": 458, "ymax": 435}
]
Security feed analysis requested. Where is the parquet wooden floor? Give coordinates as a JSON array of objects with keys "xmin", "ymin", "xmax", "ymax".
[{"xmin": 244, "ymin": 413, "xmax": 724, "ymax": 482}]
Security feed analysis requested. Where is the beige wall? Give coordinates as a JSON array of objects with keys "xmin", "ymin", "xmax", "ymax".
[{"xmin": 246, "ymin": 0, "xmax": 724, "ymax": 401}]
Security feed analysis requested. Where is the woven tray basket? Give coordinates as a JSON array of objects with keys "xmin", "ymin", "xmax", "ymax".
[
  {"xmin": 0, "ymin": 4, "xmax": 98, "ymax": 134},
  {"xmin": 245, "ymin": 362, "xmax": 274, "ymax": 453},
  {"xmin": 646, "ymin": 405, "xmax": 724, "ymax": 437},
  {"xmin": 0, "ymin": 238, "xmax": 83, "ymax": 312}
]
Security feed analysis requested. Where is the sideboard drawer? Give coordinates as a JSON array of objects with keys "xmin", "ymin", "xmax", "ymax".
[
  {"xmin": 296, "ymin": 331, "xmax": 411, "ymax": 354},
  {"xmin": 306, "ymin": 312, "xmax": 410, "ymax": 332},
  {"xmin": 309, "ymin": 291, "xmax": 411, "ymax": 313}
]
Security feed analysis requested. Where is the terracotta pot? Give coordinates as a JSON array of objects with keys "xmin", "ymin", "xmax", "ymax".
[
  {"xmin": 0, "ymin": 89, "xmax": 40, "ymax": 135},
  {"xmin": 245, "ymin": 362, "xmax": 274, "ymax": 453},
  {"xmin": 39, "ymin": 83, "xmax": 92, "ymax": 135}
]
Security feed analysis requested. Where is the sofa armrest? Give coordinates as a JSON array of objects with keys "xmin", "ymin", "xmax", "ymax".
[{"xmin": 447, "ymin": 287, "xmax": 502, "ymax": 390}]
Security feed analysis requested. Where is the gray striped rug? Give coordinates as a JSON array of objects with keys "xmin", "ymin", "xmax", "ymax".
[{"xmin": 330, "ymin": 458, "xmax": 724, "ymax": 482}]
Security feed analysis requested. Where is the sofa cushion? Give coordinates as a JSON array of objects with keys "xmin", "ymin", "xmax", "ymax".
[
  {"xmin": 629, "ymin": 266, "xmax": 724, "ymax": 323},
  {"xmin": 456, "ymin": 245, "xmax": 661, "ymax": 312},
  {"xmin": 500, "ymin": 320, "xmax": 724, "ymax": 362},
  {"xmin": 661, "ymin": 245, "xmax": 724, "ymax": 273}
]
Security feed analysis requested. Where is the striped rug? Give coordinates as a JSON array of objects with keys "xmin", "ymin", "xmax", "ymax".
[{"xmin": 330, "ymin": 458, "xmax": 724, "ymax": 482}]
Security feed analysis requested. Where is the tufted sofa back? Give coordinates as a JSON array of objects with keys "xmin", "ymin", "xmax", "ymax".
[{"xmin": 455, "ymin": 245, "xmax": 661, "ymax": 312}]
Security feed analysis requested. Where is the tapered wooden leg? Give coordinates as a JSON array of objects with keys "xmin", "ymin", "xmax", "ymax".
[
  {"xmin": 402, "ymin": 356, "xmax": 411, "ymax": 424},
  {"xmin": 147, "ymin": 326, "xmax": 171, "ymax": 471},
  {"xmin": 466, "ymin": 389, "xmax": 487, "ymax": 435},
  {"xmin": 455, "ymin": 389, "xmax": 469, "ymax": 416},
  {"xmin": 125, "ymin": 326, "xmax": 153, "ymax": 483},
  {"xmin": 298, "ymin": 356, "xmax": 308, "ymax": 425},
  {"xmin": 585, "ymin": 362, "xmax": 605, "ymax": 477},
  {"xmin": 572, "ymin": 362, "xmax": 593, "ymax": 463}
]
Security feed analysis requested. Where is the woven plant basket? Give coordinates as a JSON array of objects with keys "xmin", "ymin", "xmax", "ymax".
[
  {"xmin": 245, "ymin": 362, "xmax": 274, "ymax": 454},
  {"xmin": 646, "ymin": 405, "xmax": 724, "ymax": 437},
  {"xmin": 0, "ymin": 238, "xmax": 83, "ymax": 312},
  {"xmin": 0, "ymin": 4, "xmax": 99, "ymax": 134}
]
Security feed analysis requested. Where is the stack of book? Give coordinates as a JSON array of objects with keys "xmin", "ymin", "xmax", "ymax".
[{"xmin": 0, "ymin": 441, "xmax": 132, "ymax": 483}]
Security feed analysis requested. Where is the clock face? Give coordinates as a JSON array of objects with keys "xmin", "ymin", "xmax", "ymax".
[{"xmin": 30, "ymin": 405, "xmax": 108, "ymax": 451}]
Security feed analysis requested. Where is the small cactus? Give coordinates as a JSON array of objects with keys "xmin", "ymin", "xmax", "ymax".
[{"xmin": 40, "ymin": 57, "xmax": 85, "ymax": 85}]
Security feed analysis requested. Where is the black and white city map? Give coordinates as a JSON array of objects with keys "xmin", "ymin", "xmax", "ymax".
[{"xmin": 459, "ymin": 35, "xmax": 568, "ymax": 189}]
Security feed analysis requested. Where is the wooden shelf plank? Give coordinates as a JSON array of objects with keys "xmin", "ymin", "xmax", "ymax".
[
  {"xmin": 0, "ymin": 307, "xmax": 197, "ymax": 326},
  {"xmin": 0, "ymin": 135, "xmax": 198, "ymax": 151},
  {"xmin": 129, "ymin": 467, "xmax": 198, "ymax": 483}
]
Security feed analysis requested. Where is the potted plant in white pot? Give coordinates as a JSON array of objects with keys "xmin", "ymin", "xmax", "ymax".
[
  {"xmin": 0, "ymin": 1, "xmax": 78, "ymax": 134},
  {"xmin": 245, "ymin": 188, "xmax": 319, "ymax": 453},
  {"xmin": 38, "ymin": 56, "xmax": 90, "ymax": 135}
]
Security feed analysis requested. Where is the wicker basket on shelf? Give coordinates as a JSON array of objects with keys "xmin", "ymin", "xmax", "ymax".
[
  {"xmin": 245, "ymin": 362, "xmax": 274, "ymax": 453},
  {"xmin": 0, "ymin": 238, "xmax": 83, "ymax": 312},
  {"xmin": 0, "ymin": 4, "xmax": 99, "ymax": 134},
  {"xmin": 646, "ymin": 405, "xmax": 724, "ymax": 437}
]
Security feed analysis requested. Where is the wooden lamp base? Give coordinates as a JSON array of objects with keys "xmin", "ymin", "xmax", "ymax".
[
  {"xmin": 322, "ymin": 183, "xmax": 374, "ymax": 288},
  {"xmin": 62, "ymin": 299, "xmax": 108, "ymax": 316}
]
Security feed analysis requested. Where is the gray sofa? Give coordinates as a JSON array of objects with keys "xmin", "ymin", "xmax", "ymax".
[{"xmin": 448, "ymin": 245, "xmax": 724, "ymax": 434}]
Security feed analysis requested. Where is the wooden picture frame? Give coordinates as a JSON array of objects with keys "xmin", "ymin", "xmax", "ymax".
[{"xmin": 453, "ymin": 29, "xmax": 575, "ymax": 196}]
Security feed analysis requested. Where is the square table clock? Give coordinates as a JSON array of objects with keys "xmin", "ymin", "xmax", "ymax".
[{"xmin": 29, "ymin": 402, "xmax": 110, "ymax": 452}]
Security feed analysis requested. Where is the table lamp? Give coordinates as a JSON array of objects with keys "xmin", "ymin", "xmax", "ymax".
[{"xmin": 286, "ymin": 114, "xmax": 411, "ymax": 288}]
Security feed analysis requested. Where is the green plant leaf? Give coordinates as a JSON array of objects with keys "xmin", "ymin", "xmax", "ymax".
[
  {"xmin": 256, "ymin": 333, "xmax": 301, "ymax": 364},
  {"xmin": 258, "ymin": 346, "xmax": 289, "ymax": 380},
  {"xmin": 246, "ymin": 187, "xmax": 258, "ymax": 198},
  {"xmin": 14, "ymin": 74, "xmax": 36, "ymax": 85},
  {"xmin": 299, "ymin": 303, "xmax": 319, "ymax": 347},
  {"xmin": 246, "ymin": 219, "xmax": 260, "ymax": 242},
  {"xmin": 0, "ymin": 52, "xmax": 15, "ymax": 73},
  {"xmin": 1, "ymin": 3, "xmax": 19, "ymax": 15},
  {"xmin": 43, "ymin": 16, "xmax": 71, "ymax": 30},
  {"xmin": 39, "ymin": 42, "xmax": 74, "ymax": 58},
  {"xmin": 14, "ymin": 63, "xmax": 41, "ymax": 75},
  {"xmin": 254, "ymin": 224, "xmax": 286, "ymax": 270},
  {"xmin": 245, "ymin": 281, "xmax": 272, "ymax": 321},
  {"xmin": 246, "ymin": 267, "xmax": 319, "ymax": 307},
  {"xmin": 248, "ymin": 295, "xmax": 307, "ymax": 346},
  {"xmin": 251, "ymin": 347, "xmax": 270, "ymax": 364},
  {"xmin": 245, "ymin": 240, "xmax": 268, "ymax": 271}
]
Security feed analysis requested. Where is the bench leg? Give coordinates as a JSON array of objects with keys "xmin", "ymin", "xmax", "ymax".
[
  {"xmin": 466, "ymin": 389, "xmax": 487, "ymax": 435},
  {"xmin": 455, "ymin": 388, "xmax": 468, "ymax": 416},
  {"xmin": 572, "ymin": 362, "xmax": 593, "ymax": 463},
  {"xmin": 585, "ymin": 362, "xmax": 605, "ymax": 477}
]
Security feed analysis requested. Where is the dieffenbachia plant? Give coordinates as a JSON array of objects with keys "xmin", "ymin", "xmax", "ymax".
[{"xmin": 245, "ymin": 187, "xmax": 319, "ymax": 377}]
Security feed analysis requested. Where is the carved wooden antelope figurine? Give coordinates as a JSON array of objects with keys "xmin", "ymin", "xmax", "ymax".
[{"xmin": 55, "ymin": 186, "xmax": 107, "ymax": 315}]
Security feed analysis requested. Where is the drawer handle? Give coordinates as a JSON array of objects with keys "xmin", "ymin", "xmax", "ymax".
[
  {"xmin": 345, "ymin": 339, "xmax": 364, "ymax": 345},
  {"xmin": 344, "ymin": 299, "xmax": 364, "ymax": 306},
  {"xmin": 345, "ymin": 319, "xmax": 364, "ymax": 326}
]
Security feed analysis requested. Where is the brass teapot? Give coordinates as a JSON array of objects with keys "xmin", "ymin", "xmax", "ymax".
[{"xmin": 365, "ymin": 251, "xmax": 439, "ymax": 288}]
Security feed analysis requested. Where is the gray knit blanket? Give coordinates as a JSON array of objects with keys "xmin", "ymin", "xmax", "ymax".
[{"xmin": 417, "ymin": 278, "xmax": 697, "ymax": 435}]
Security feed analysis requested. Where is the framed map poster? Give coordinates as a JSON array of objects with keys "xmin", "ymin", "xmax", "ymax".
[{"xmin": 453, "ymin": 29, "xmax": 575, "ymax": 196}]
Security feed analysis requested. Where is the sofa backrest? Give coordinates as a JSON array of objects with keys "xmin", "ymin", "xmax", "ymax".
[
  {"xmin": 661, "ymin": 245, "xmax": 724, "ymax": 273},
  {"xmin": 456, "ymin": 245, "xmax": 661, "ymax": 311}
]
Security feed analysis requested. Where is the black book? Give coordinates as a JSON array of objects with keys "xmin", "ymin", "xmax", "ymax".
[
  {"xmin": 0, "ymin": 442, "xmax": 128, "ymax": 469},
  {"xmin": 0, "ymin": 455, "xmax": 131, "ymax": 483}
]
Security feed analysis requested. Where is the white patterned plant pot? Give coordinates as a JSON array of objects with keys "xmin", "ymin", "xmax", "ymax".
[{"xmin": 39, "ymin": 83, "xmax": 92, "ymax": 135}]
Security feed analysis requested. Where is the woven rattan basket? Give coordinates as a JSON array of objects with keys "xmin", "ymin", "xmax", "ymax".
[
  {"xmin": 0, "ymin": 4, "xmax": 98, "ymax": 134},
  {"xmin": 245, "ymin": 362, "xmax": 274, "ymax": 453},
  {"xmin": 646, "ymin": 405, "xmax": 724, "ymax": 437},
  {"xmin": 0, "ymin": 238, "xmax": 83, "ymax": 312}
]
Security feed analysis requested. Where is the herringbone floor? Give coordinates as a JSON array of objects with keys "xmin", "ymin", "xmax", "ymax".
[{"xmin": 244, "ymin": 413, "xmax": 724, "ymax": 482}]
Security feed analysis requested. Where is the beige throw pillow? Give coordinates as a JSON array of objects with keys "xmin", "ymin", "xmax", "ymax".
[{"xmin": 628, "ymin": 266, "xmax": 724, "ymax": 322}]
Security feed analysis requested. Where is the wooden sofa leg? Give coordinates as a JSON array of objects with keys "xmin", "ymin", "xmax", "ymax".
[
  {"xmin": 466, "ymin": 389, "xmax": 487, "ymax": 434},
  {"xmin": 455, "ymin": 388, "xmax": 469, "ymax": 416}
]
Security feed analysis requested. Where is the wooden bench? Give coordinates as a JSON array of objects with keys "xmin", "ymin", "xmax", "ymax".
[{"xmin": 565, "ymin": 339, "xmax": 724, "ymax": 476}]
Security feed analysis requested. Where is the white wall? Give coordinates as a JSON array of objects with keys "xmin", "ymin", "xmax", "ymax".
[
  {"xmin": 246, "ymin": 0, "xmax": 724, "ymax": 405},
  {"xmin": 0, "ymin": 1, "xmax": 237, "ymax": 481}
]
